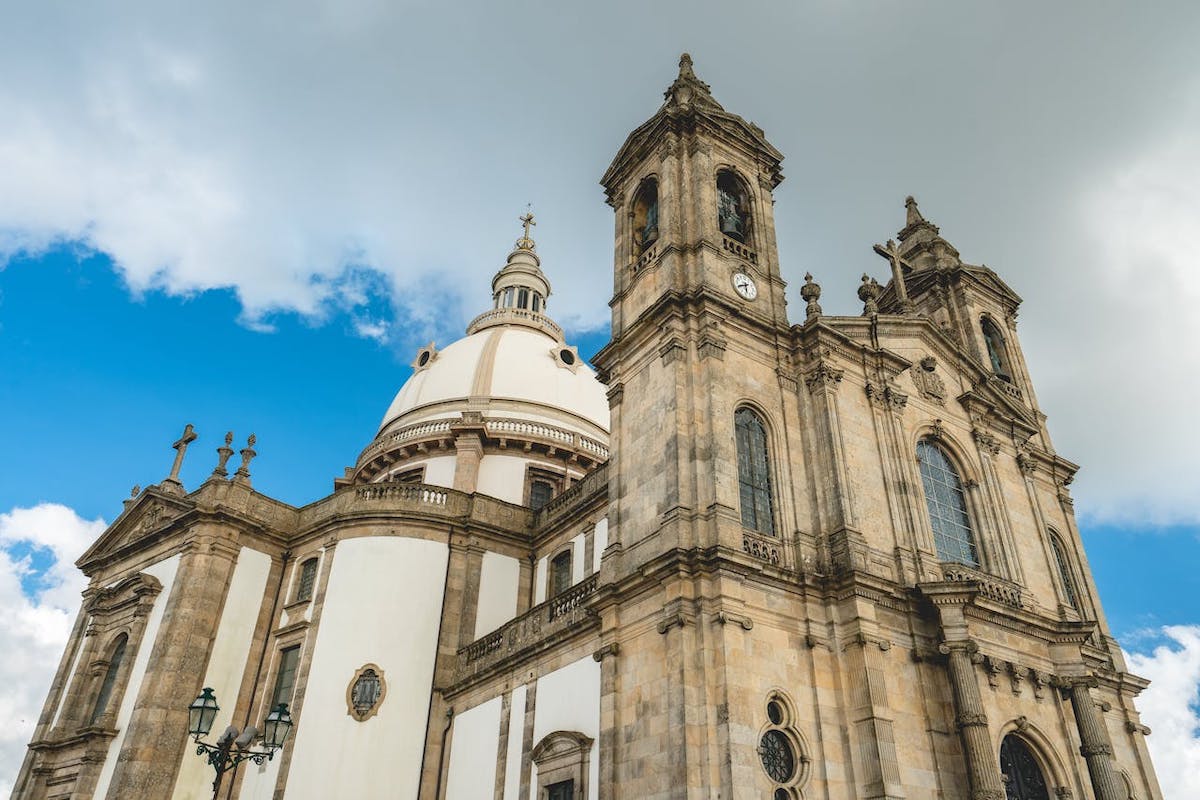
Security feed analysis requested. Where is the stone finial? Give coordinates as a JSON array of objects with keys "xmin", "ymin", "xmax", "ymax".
[
  {"xmin": 663, "ymin": 52, "xmax": 721, "ymax": 112},
  {"xmin": 857, "ymin": 274, "xmax": 882, "ymax": 316},
  {"xmin": 159, "ymin": 423, "xmax": 198, "ymax": 495},
  {"xmin": 800, "ymin": 273, "xmax": 822, "ymax": 321},
  {"xmin": 130, "ymin": 485, "xmax": 140, "ymax": 498},
  {"xmin": 211, "ymin": 431, "xmax": 235, "ymax": 478},
  {"xmin": 678, "ymin": 52, "xmax": 696, "ymax": 79},
  {"xmin": 905, "ymin": 195, "xmax": 924, "ymax": 226},
  {"xmin": 233, "ymin": 434, "xmax": 257, "ymax": 487}
]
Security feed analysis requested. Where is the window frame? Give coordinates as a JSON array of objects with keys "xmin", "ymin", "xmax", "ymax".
[
  {"xmin": 915, "ymin": 437, "xmax": 981, "ymax": 568},
  {"xmin": 716, "ymin": 168, "xmax": 753, "ymax": 245},
  {"xmin": 548, "ymin": 548, "xmax": 574, "ymax": 598},
  {"xmin": 735, "ymin": 406, "xmax": 776, "ymax": 536},
  {"xmin": 270, "ymin": 645, "xmax": 302, "ymax": 713},
  {"xmin": 294, "ymin": 557, "xmax": 319, "ymax": 604},
  {"xmin": 89, "ymin": 633, "xmax": 129, "ymax": 726},
  {"xmin": 980, "ymin": 316, "xmax": 1012, "ymax": 382},
  {"xmin": 1048, "ymin": 531, "xmax": 1079, "ymax": 609}
]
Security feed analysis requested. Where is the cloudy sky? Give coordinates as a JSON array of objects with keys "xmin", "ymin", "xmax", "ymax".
[{"xmin": 1, "ymin": 0, "xmax": 1197, "ymax": 794}]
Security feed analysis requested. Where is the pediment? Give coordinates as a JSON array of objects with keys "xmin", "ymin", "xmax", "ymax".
[
  {"xmin": 77, "ymin": 490, "xmax": 194, "ymax": 568},
  {"xmin": 956, "ymin": 378, "xmax": 1040, "ymax": 440}
]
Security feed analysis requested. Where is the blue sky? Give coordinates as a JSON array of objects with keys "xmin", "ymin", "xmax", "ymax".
[
  {"xmin": 1, "ymin": 0, "xmax": 1199, "ymax": 793},
  {"xmin": 3, "ymin": 248, "xmax": 1196, "ymax": 637}
]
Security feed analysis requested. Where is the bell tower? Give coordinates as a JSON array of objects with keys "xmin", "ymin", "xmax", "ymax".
[
  {"xmin": 600, "ymin": 53, "xmax": 789, "ymax": 334},
  {"xmin": 595, "ymin": 53, "xmax": 799, "ymax": 574},
  {"xmin": 592, "ymin": 59, "xmax": 808, "ymax": 795}
]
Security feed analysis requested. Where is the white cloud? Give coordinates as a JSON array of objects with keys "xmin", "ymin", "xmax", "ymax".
[
  {"xmin": 1, "ymin": 2, "xmax": 1199, "ymax": 524},
  {"xmin": 1125, "ymin": 626, "xmax": 1200, "ymax": 799},
  {"xmin": 0, "ymin": 504, "xmax": 106, "ymax": 796},
  {"xmin": 1045, "ymin": 98, "xmax": 1200, "ymax": 524}
]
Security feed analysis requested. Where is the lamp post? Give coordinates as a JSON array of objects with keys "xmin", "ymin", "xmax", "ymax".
[{"xmin": 187, "ymin": 687, "xmax": 293, "ymax": 799}]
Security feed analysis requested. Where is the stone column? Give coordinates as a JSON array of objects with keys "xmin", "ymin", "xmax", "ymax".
[
  {"xmin": 105, "ymin": 533, "xmax": 240, "ymax": 799},
  {"xmin": 939, "ymin": 641, "xmax": 1004, "ymax": 800},
  {"xmin": 1064, "ymin": 677, "xmax": 1123, "ymax": 800}
]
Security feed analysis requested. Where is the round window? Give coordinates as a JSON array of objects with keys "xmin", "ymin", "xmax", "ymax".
[
  {"xmin": 774, "ymin": 789, "xmax": 790, "ymax": 800},
  {"xmin": 417, "ymin": 350, "xmax": 431, "ymax": 367},
  {"xmin": 760, "ymin": 729, "xmax": 795, "ymax": 783},
  {"xmin": 560, "ymin": 349, "xmax": 576, "ymax": 366},
  {"xmin": 767, "ymin": 700, "xmax": 784, "ymax": 725}
]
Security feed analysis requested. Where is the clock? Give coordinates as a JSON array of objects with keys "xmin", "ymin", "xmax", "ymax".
[{"xmin": 732, "ymin": 271, "xmax": 758, "ymax": 300}]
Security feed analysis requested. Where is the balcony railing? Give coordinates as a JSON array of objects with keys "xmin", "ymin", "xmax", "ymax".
[
  {"xmin": 458, "ymin": 574, "xmax": 599, "ymax": 680},
  {"xmin": 940, "ymin": 562, "xmax": 1024, "ymax": 608}
]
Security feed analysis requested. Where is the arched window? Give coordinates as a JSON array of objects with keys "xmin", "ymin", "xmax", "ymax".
[
  {"xmin": 916, "ymin": 439, "xmax": 979, "ymax": 566},
  {"xmin": 632, "ymin": 178, "xmax": 659, "ymax": 255},
  {"xmin": 735, "ymin": 408, "xmax": 774, "ymax": 536},
  {"xmin": 550, "ymin": 550, "xmax": 573, "ymax": 597},
  {"xmin": 716, "ymin": 170, "xmax": 751, "ymax": 243},
  {"xmin": 981, "ymin": 317, "xmax": 1011, "ymax": 382},
  {"xmin": 90, "ymin": 633, "xmax": 128, "ymax": 725},
  {"xmin": 1049, "ymin": 533, "xmax": 1078, "ymax": 608},
  {"xmin": 999, "ymin": 735, "xmax": 1051, "ymax": 800}
]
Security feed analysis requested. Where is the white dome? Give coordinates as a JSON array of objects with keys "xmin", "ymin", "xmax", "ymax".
[{"xmin": 379, "ymin": 324, "xmax": 609, "ymax": 437}]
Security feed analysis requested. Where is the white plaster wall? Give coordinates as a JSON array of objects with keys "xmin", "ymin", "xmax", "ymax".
[
  {"xmin": 571, "ymin": 533, "xmax": 586, "ymax": 583},
  {"xmin": 93, "ymin": 554, "xmax": 181, "ymax": 798},
  {"xmin": 475, "ymin": 551, "xmax": 520, "ymax": 638},
  {"xmin": 476, "ymin": 454, "xmax": 530, "ymax": 505},
  {"xmin": 531, "ymin": 657, "xmax": 602, "ymax": 800},
  {"xmin": 444, "ymin": 696, "xmax": 502, "ymax": 800},
  {"xmin": 420, "ymin": 455, "xmax": 458, "ymax": 489},
  {"xmin": 592, "ymin": 518, "xmax": 608, "ymax": 573},
  {"xmin": 283, "ymin": 536, "xmax": 448, "ymax": 800},
  {"xmin": 534, "ymin": 556, "xmax": 547, "ymax": 605},
  {"xmin": 503, "ymin": 684, "xmax": 527, "ymax": 800},
  {"xmin": 48, "ymin": 614, "xmax": 92, "ymax": 729},
  {"xmin": 173, "ymin": 548, "xmax": 272, "ymax": 800}
]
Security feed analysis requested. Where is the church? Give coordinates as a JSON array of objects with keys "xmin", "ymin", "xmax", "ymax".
[{"xmin": 14, "ymin": 55, "xmax": 1163, "ymax": 800}]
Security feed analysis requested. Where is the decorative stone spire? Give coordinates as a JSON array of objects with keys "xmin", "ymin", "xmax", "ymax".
[
  {"xmin": 211, "ymin": 432, "xmax": 235, "ymax": 478},
  {"xmin": 896, "ymin": 195, "xmax": 960, "ymax": 271},
  {"xmin": 159, "ymin": 423, "xmax": 197, "ymax": 495},
  {"xmin": 663, "ymin": 52, "xmax": 724, "ymax": 113},
  {"xmin": 800, "ymin": 273, "xmax": 822, "ymax": 322},
  {"xmin": 467, "ymin": 212, "xmax": 561, "ymax": 339},
  {"xmin": 516, "ymin": 211, "xmax": 536, "ymax": 252},
  {"xmin": 233, "ymin": 434, "xmax": 257, "ymax": 487},
  {"xmin": 858, "ymin": 274, "xmax": 882, "ymax": 316}
]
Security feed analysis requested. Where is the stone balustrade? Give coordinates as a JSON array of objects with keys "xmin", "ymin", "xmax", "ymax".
[
  {"xmin": 940, "ymin": 562, "xmax": 1025, "ymax": 608},
  {"xmin": 466, "ymin": 307, "xmax": 564, "ymax": 339},
  {"xmin": 534, "ymin": 462, "xmax": 609, "ymax": 530},
  {"xmin": 722, "ymin": 235, "xmax": 758, "ymax": 264},
  {"xmin": 457, "ymin": 574, "xmax": 599, "ymax": 682}
]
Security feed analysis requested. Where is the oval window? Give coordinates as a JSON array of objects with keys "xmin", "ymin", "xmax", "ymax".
[{"xmin": 560, "ymin": 349, "xmax": 576, "ymax": 366}]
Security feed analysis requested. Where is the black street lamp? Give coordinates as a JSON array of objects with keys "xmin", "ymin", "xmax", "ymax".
[{"xmin": 187, "ymin": 687, "xmax": 293, "ymax": 799}]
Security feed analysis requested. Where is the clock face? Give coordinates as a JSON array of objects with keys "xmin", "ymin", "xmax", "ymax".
[{"xmin": 732, "ymin": 272, "xmax": 758, "ymax": 300}]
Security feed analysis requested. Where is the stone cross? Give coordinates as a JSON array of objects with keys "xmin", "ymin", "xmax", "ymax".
[
  {"xmin": 872, "ymin": 239, "xmax": 915, "ymax": 315},
  {"xmin": 520, "ymin": 212, "xmax": 536, "ymax": 239},
  {"xmin": 160, "ymin": 423, "xmax": 197, "ymax": 494}
]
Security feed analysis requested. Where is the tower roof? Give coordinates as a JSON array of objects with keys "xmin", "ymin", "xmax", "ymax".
[{"xmin": 601, "ymin": 53, "xmax": 783, "ymax": 201}]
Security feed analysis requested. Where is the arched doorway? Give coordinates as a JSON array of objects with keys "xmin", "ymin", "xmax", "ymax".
[{"xmin": 999, "ymin": 735, "xmax": 1050, "ymax": 800}]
